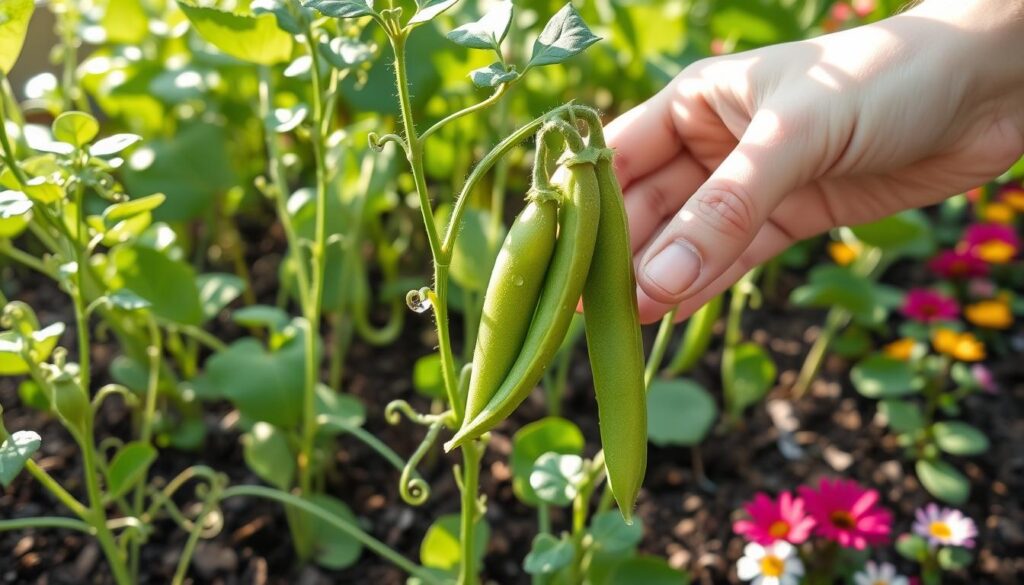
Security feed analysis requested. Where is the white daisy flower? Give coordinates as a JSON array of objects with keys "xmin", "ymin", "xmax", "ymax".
[
  {"xmin": 912, "ymin": 503, "xmax": 978, "ymax": 548},
  {"xmin": 736, "ymin": 541, "xmax": 805, "ymax": 585},
  {"xmin": 853, "ymin": 560, "xmax": 909, "ymax": 585}
]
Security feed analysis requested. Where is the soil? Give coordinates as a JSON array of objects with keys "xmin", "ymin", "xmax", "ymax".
[{"xmin": 1, "ymin": 221, "xmax": 1022, "ymax": 585}]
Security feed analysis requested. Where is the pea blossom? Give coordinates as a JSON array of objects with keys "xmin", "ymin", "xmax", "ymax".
[
  {"xmin": 913, "ymin": 503, "xmax": 978, "ymax": 548},
  {"xmin": 798, "ymin": 478, "xmax": 892, "ymax": 549},
  {"xmin": 736, "ymin": 541, "xmax": 805, "ymax": 585},
  {"xmin": 733, "ymin": 492, "xmax": 816, "ymax": 545}
]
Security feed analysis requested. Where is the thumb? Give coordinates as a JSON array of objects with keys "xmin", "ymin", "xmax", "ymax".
[{"xmin": 636, "ymin": 111, "xmax": 807, "ymax": 304}]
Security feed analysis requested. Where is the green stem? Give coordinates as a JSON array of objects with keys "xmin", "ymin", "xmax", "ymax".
[
  {"xmin": 791, "ymin": 306, "xmax": 849, "ymax": 398},
  {"xmin": 0, "ymin": 517, "xmax": 94, "ymax": 533},
  {"xmin": 221, "ymin": 485, "xmax": 442, "ymax": 584},
  {"xmin": 457, "ymin": 441, "xmax": 482, "ymax": 585},
  {"xmin": 170, "ymin": 482, "xmax": 223, "ymax": 585},
  {"xmin": 0, "ymin": 241, "xmax": 57, "ymax": 277},
  {"xmin": 644, "ymin": 307, "xmax": 680, "ymax": 387},
  {"xmin": 721, "ymin": 268, "xmax": 761, "ymax": 421},
  {"xmin": 129, "ymin": 319, "xmax": 162, "ymax": 579},
  {"xmin": 420, "ymin": 85, "xmax": 509, "ymax": 143}
]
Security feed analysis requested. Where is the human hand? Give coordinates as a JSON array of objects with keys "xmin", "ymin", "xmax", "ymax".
[{"xmin": 608, "ymin": 0, "xmax": 1024, "ymax": 323}]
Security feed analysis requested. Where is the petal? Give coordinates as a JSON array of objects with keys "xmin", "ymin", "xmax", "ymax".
[
  {"xmin": 744, "ymin": 542, "xmax": 766, "ymax": 560},
  {"xmin": 737, "ymin": 557, "xmax": 761, "ymax": 580}
]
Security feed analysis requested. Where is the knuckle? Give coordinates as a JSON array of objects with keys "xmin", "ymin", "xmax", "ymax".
[{"xmin": 691, "ymin": 184, "xmax": 757, "ymax": 236}]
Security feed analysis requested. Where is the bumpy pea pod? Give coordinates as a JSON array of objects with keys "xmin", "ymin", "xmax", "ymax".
[
  {"xmin": 462, "ymin": 193, "xmax": 559, "ymax": 425},
  {"xmin": 445, "ymin": 121, "xmax": 601, "ymax": 451},
  {"xmin": 578, "ymin": 112, "xmax": 648, "ymax": 523}
]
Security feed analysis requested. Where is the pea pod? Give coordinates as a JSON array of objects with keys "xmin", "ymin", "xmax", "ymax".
[
  {"xmin": 463, "ymin": 195, "xmax": 559, "ymax": 424},
  {"xmin": 581, "ymin": 124, "xmax": 647, "ymax": 523},
  {"xmin": 445, "ymin": 136, "xmax": 601, "ymax": 451}
]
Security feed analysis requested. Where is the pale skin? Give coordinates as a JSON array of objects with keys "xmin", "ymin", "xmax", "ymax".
[{"xmin": 608, "ymin": 0, "xmax": 1024, "ymax": 324}]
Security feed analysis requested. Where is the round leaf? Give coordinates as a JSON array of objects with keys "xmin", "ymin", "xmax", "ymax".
[
  {"xmin": 589, "ymin": 511, "xmax": 643, "ymax": 554},
  {"xmin": 53, "ymin": 112, "xmax": 99, "ymax": 147},
  {"xmin": 879, "ymin": 399, "xmax": 924, "ymax": 434},
  {"xmin": 524, "ymin": 534, "xmax": 574, "ymax": 576},
  {"xmin": 413, "ymin": 353, "xmax": 446, "ymax": 400},
  {"xmin": 420, "ymin": 514, "xmax": 490, "ymax": 573},
  {"xmin": 529, "ymin": 452, "xmax": 583, "ymax": 507},
  {"xmin": 851, "ymin": 354, "xmax": 920, "ymax": 399},
  {"xmin": 933, "ymin": 421, "xmax": 989, "ymax": 456},
  {"xmin": 242, "ymin": 422, "xmax": 295, "ymax": 490},
  {"xmin": 511, "ymin": 417, "xmax": 584, "ymax": 506},
  {"xmin": 725, "ymin": 342, "xmax": 776, "ymax": 415},
  {"xmin": 647, "ymin": 379, "xmax": 717, "ymax": 447},
  {"xmin": 916, "ymin": 459, "xmax": 969, "ymax": 505}
]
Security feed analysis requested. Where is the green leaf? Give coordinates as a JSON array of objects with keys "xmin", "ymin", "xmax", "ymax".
[
  {"xmin": 314, "ymin": 385, "xmax": 366, "ymax": 436},
  {"xmin": 106, "ymin": 441, "xmax": 157, "ymax": 499},
  {"xmin": 879, "ymin": 400, "xmax": 924, "ymax": 434},
  {"xmin": 589, "ymin": 511, "xmax": 643, "ymax": 554},
  {"xmin": 232, "ymin": 305, "xmax": 291, "ymax": 331},
  {"xmin": 469, "ymin": 62, "xmax": 517, "ymax": 88},
  {"xmin": 447, "ymin": 1, "xmax": 513, "ymax": 51},
  {"xmin": 0, "ymin": 190, "xmax": 32, "ymax": 238},
  {"xmin": 103, "ymin": 0, "xmax": 148, "ymax": 44},
  {"xmin": 408, "ymin": 0, "xmax": 458, "ymax": 25},
  {"xmin": 851, "ymin": 210, "xmax": 934, "ymax": 259},
  {"xmin": 102, "ymin": 194, "xmax": 166, "ymax": 228},
  {"xmin": 107, "ymin": 289, "xmax": 152, "ymax": 311},
  {"xmin": 319, "ymin": 37, "xmax": 376, "ymax": 70},
  {"xmin": 0, "ymin": 430, "xmax": 41, "ymax": 487},
  {"xmin": 204, "ymin": 336, "xmax": 308, "ymax": 428},
  {"xmin": 18, "ymin": 380, "xmax": 50, "ymax": 411},
  {"xmin": 90, "ymin": 133, "xmax": 142, "ymax": 157},
  {"xmin": 53, "ymin": 112, "xmax": 99, "ymax": 147},
  {"xmin": 933, "ymin": 421, "xmax": 989, "ymax": 456},
  {"xmin": 851, "ymin": 354, "xmax": 920, "ymax": 399},
  {"xmin": 528, "ymin": 3, "xmax": 600, "ymax": 68},
  {"xmin": 895, "ymin": 534, "xmax": 930, "ymax": 562},
  {"xmin": 790, "ymin": 265, "xmax": 898, "ymax": 325},
  {"xmin": 197, "ymin": 273, "xmax": 245, "ymax": 321},
  {"xmin": 0, "ymin": 324, "xmax": 64, "ymax": 375},
  {"xmin": 647, "ymin": 379, "xmax": 717, "ymax": 447},
  {"xmin": 177, "ymin": 1, "xmax": 294, "ymax": 65},
  {"xmin": 413, "ymin": 352, "xmax": 447, "ymax": 400},
  {"xmin": 420, "ymin": 514, "xmax": 490, "ymax": 574},
  {"xmin": 111, "ymin": 245, "xmax": 204, "ymax": 325},
  {"xmin": 524, "ymin": 534, "xmax": 574, "ymax": 576},
  {"xmin": 709, "ymin": 0, "xmax": 800, "ymax": 47},
  {"xmin": 301, "ymin": 0, "xmax": 375, "ymax": 19},
  {"xmin": 306, "ymin": 493, "xmax": 364, "ymax": 569},
  {"xmin": 725, "ymin": 342, "xmax": 776, "ymax": 415},
  {"xmin": 529, "ymin": 452, "xmax": 583, "ymax": 506},
  {"xmin": 511, "ymin": 417, "xmax": 584, "ymax": 506},
  {"xmin": 0, "ymin": 0, "xmax": 34, "ymax": 74},
  {"xmin": 607, "ymin": 556, "xmax": 689, "ymax": 585},
  {"xmin": 242, "ymin": 422, "xmax": 295, "ymax": 490},
  {"xmin": 916, "ymin": 459, "xmax": 969, "ymax": 505},
  {"xmin": 937, "ymin": 547, "xmax": 973, "ymax": 570}
]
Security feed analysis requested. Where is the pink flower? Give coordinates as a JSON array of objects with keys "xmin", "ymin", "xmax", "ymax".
[
  {"xmin": 961, "ymin": 223, "xmax": 1020, "ymax": 264},
  {"xmin": 901, "ymin": 289, "xmax": 959, "ymax": 323},
  {"xmin": 733, "ymin": 492, "xmax": 816, "ymax": 545},
  {"xmin": 798, "ymin": 478, "xmax": 892, "ymax": 549},
  {"xmin": 852, "ymin": 0, "xmax": 875, "ymax": 18},
  {"xmin": 929, "ymin": 250, "xmax": 989, "ymax": 280},
  {"xmin": 970, "ymin": 364, "xmax": 999, "ymax": 394},
  {"xmin": 913, "ymin": 503, "xmax": 978, "ymax": 548}
]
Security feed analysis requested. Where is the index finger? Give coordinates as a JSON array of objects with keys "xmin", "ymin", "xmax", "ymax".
[{"xmin": 605, "ymin": 89, "xmax": 685, "ymax": 190}]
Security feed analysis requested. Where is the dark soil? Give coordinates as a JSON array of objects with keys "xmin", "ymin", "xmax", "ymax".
[{"xmin": 1, "ymin": 229, "xmax": 1022, "ymax": 585}]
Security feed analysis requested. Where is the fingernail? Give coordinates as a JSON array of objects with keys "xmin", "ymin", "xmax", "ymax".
[{"xmin": 643, "ymin": 240, "xmax": 702, "ymax": 299}]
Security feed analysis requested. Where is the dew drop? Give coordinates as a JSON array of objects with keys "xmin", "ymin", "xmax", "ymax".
[
  {"xmin": 406, "ymin": 289, "xmax": 432, "ymax": 314},
  {"xmin": 512, "ymin": 275, "xmax": 525, "ymax": 287}
]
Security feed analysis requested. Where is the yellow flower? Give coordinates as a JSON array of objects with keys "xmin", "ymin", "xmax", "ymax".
[
  {"xmin": 1002, "ymin": 188, "xmax": 1024, "ymax": 212},
  {"xmin": 975, "ymin": 240, "xmax": 1016, "ymax": 264},
  {"xmin": 931, "ymin": 329, "xmax": 986, "ymax": 362},
  {"xmin": 965, "ymin": 298, "xmax": 1013, "ymax": 329},
  {"xmin": 883, "ymin": 338, "xmax": 917, "ymax": 361},
  {"xmin": 982, "ymin": 202, "xmax": 1015, "ymax": 224},
  {"xmin": 828, "ymin": 241, "xmax": 859, "ymax": 266}
]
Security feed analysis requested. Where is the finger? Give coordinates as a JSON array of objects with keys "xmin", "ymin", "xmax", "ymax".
[
  {"xmin": 635, "ymin": 109, "xmax": 808, "ymax": 306},
  {"xmin": 605, "ymin": 89, "xmax": 685, "ymax": 190},
  {"xmin": 622, "ymin": 153, "xmax": 708, "ymax": 253}
]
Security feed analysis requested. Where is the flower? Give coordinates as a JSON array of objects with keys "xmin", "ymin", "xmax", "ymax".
[
  {"xmin": 964, "ymin": 186, "xmax": 984, "ymax": 203},
  {"xmin": 981, "ymin": 202, "xmax": 1015, "ymax": 224},
  {"xmin": 1000, "ymin": 186, "xmax": 1024, "ymax": 212},
  {"xmin": 736, "ymin": 541, "xmax": 805, "ymax": 585},
  {"xmin": 931, "ymin": 329, "xmax": 986, "ymax": 362},
  {"xmin": 828, "ymin": 241, "xmax": 860, "ymax": 266},
  {"xmin": 964, "ymin": 297, "xmax": 1013, "ymax": 329},
  {"xmin": 854, "ymin": 561, "xmax": 909, "ymax": 585},
  {"xmin": 962, "ymin": 223, "xmax": 1019, "ymax": 264},
  {"xmin": 913, "ymin": 503, "xmax": 978, "ymax": 548},
  {"xmin": 901, "ymin": 289, "xmax": 959, "ymax": 323},
  {"xmin": 798, "ymin": 478, "xmax": 892, "ymax": 549},
  {"xmin": 929, "ymin": 249, "xmax": 989, "ymax": 279},
  {"xmin": 882, "ymin": 338, "xmax": 917, "ymax": 361},
  {"xmin": 733, "ymin": 492, "xmax": 816, "ymax": 545},
  {"xmin": 970, "ymin": 363, "xmax": 999, "ymax": 394}
]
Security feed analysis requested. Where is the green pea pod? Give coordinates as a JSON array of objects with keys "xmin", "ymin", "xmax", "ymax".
[
  {"xmin": 445, "ymin": 148, "xmax": 602, "ymax": 451},
  {"xmin": 463, "ymin": 195, "xmax": 559, "ymax": 424},
  {"xmin": 582, "ymin": 145, "xmax": 647, "ymax": 524}
]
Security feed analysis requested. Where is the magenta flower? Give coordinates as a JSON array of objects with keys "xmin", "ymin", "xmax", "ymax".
[
  {"xmin": 929, "ymin": 249, "xmax": 988, "ymax": 280},
  {"xmin": 733, "ymin": 492, "xmax": 816, "ymax": 545},
  {"xmin": 798, "ymin": 478, "xmax": 892, "ymax": 549},
  {"xmin": 913, "ymin": 503, "xmax": 977, "ymax": 548},
  {"xmin": 963, "ymin": 223, "xmax": 1020, "ymax": 249},
  {"xmin": 901, "ymin": 289, "xmax": 959, "ymax": 323},
  {"xmin": 970, "ymin": 364, "xmax": 999, "ymax": 394}
]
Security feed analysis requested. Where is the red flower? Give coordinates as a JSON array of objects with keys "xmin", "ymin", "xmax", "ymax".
[
  {"xmin": 798, "ymin": 478, "xmax": 892, "ymax": 549},
  {"xmin": 733, "ymin": 491, "xmax": 816, "ymax": 545},
  {"xmin": 901, "ymin": 289, "xmax": 959, "ymax": 323},
  {"xmin": 929, "ymin": 249, "xmax": 989, "ymax": 279}
]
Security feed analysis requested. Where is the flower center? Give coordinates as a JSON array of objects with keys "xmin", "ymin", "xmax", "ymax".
[
  {"xmin": 830, "ymin": 510, "xmax": 856, "ymax": 530},
  {"xmin": 768, "ymin": 520, "xmax": 790, "ymax": 539},
  {"xmin": 873, "ymin": 581, "xmax": 889, "ymax": 585},
  {"xmin": 760, "ymin": 555, "xmax": 784, "ymax": 577},
  {"xmin": 929, "ymin": 521, "xmax": 952, "ymax": 539}
]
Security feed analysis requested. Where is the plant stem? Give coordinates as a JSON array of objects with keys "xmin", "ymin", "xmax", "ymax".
[
  {"xmin": 0, "ymin": 517, "xmax": 94, "ymax": 533},
  {"xmin": 170, "ymin": 480, "xmax": 223, "ymax": 585},
  {"xmin": 792, "ymin": 306, "xmax": 849, "ymax": 398},
  {"xmin": 129, "ymin": 319, "xmax": 162, "ymax": 579},
  {"xmin": 457, "ymin": 441, "xmax": 482, "ymax": 585},
  {"xmin": 645, "ymin": 307, "xmax": 680, "ymax": 387}
]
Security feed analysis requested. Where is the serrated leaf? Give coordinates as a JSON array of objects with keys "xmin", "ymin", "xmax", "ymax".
[
  {"xmin": 301, "ymin": 0, "xmax": 375, "ymax": 19},
  {"xmin": 409, "ymin": 0, "xmax": 458, "ymax": 25},
  {"xmin": 446, "ymin": 1, "xmax": 512, "ymax": 50},
  {"xmin": 53, "ymin": 112, "xmax": 99, "ymax": 147},
  {"xmin": 524, "ymin": 534, "xmax": 574, "ymax": 575},
  {"xmin": 106, "ymin": 441, "xmax": 157, "ymax": 499},
  {"xmin": 0, "ymin": 0, "xmax": 34, "ymax": 74},
  {"xmin": 528, "ymin": 3, "xmax": 600, "ymax": 68},
  {"xmin": 0, "ymin": 430, "xmax": 41, "ymax": 487},
  {"xmin": 469, "ymin": 62, "xmax": 517, "ymax": 88}
]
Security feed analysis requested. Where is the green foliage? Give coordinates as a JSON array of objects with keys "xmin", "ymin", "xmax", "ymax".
[
  {"xmin": 106, "ymin": 442, "xmax": 158, "ymax": 499},
  {"xmin": 916, "ymin": 459, "xmax": 969, "ymax": 505},
  {"xmin": 0, "ymin": 430, "xmax": 40, "ymax": 486},
  {"xmin": 724, "ymin": 341, "xmax": 776, "ymax": 416},
  {"xmin": 851, "ymin": 354, "xmax": 921, "ymax": 398},
  {"xmin": 0, "ymin": 0, "xmax": 34, "ymax": 73},
  {"xmin": 646, "ymin": 379, "xmax": 716, "ymax": 447},
  {"xmin": 420, "ymin": 514, "xmax": 490, "ymax": 574},
  {"xmin": 511, "ymin": 417, "xmax": 584, "ymax": 506}
]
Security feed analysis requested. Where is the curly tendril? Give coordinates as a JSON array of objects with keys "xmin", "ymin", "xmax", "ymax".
[
  {"xmin": 368, "ymin": 132, "xmax": 407, "ymax": 153},
  {"xmin": 399, "ymin": 419, "xmax": 444, "ymax": 506}
]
